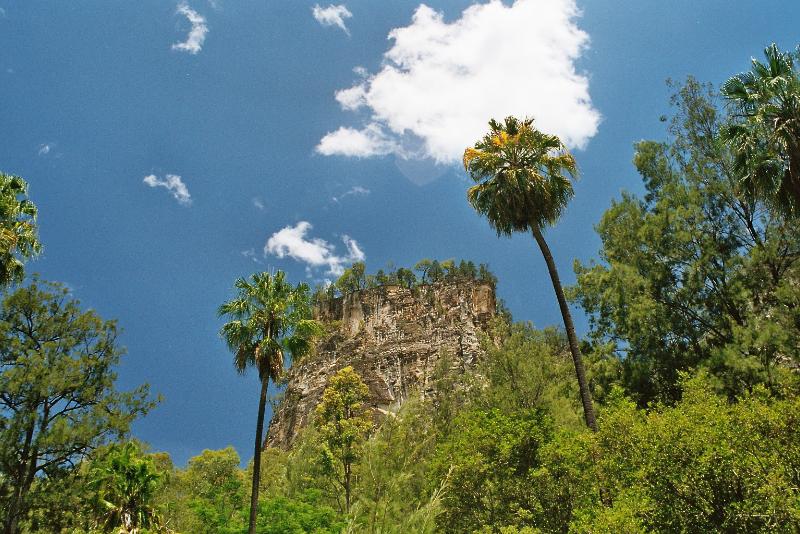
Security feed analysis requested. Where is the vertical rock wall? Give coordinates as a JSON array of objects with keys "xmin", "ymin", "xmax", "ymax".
[{"xmin": 265, "ymin": 281, "xmax": 495, "ymax": 449}]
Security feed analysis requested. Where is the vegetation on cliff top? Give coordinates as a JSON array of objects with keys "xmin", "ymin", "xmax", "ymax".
[{"xmin": 311, "ymin": 258, "xmax": 498, "ymax": 307}]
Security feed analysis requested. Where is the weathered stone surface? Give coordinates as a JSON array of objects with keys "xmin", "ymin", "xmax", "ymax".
[{"xmin": 265, "ymin": 280, "xmax": 495, "ymax": 449}]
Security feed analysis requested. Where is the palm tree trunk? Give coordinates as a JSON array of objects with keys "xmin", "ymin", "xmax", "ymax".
[
  {"xmin": 248, "ymin": 378, "xmax": 269, "ymax": 534},
  {"xmin": 532, "ymin": 227, "xmax": 598, "ymax": 431}
]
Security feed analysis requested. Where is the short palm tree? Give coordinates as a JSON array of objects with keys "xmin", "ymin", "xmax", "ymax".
[
  {"xmin": 721, "ymin": 43, "xmax": 800, "ymax": 218},
  {"xmin": 463, "ymin": 116, "xmax": 597, "ymax": 431},
  {"xmin": 0, "ymin": 172, "xmax": 41, "ymax": 286},
  {"xmin": 89, "ymin": 442, "xmax": 164, "ymax": 534},
  {"xmin": 218, "ymin": 270, "xmax": 321, "ymax": 534}
]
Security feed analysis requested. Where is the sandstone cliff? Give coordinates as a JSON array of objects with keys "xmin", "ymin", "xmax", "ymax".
[{"xmin": 265, "ymin": 280, "xmax": 496, "ymax": 449}]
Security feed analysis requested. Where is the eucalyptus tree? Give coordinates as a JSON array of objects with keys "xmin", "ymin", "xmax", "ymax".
[
  {"xmin": 722, "ymin": 43, "xmax": 800, "ymax": 218},
  {"xmin": 463, "ymin": 117, "xmax": 597, "ymax": 431},
  {"xmin": 0, "ymin": 172, "xmax": 40, "ymax": 286},
  {"xmin": 315, "ymin": 366, "xmax": 372, "ymax": 513},
  {"xmin": 218, "ymin": 271, "xmax": 321, "ymax": 534}
]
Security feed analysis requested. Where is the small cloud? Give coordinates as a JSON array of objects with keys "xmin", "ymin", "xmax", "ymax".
[
  {"xmin": 264, "ymin": 221, "xmax": 364, "ymax": 276},
  {"xmin": 172, "ymin": 2, "xmax": 208, "ymax": 54},
  {"xmin": 317, "ymin": 124, "xmax": 398, "ymax": 158},
  {"xmin": 332, "ymin": 185, "xmax": 370, "ymax": 203},
  {"xmin": 37, "ymin": 144, "xmax": 52, "ymax": 156},
  {"xmin": 252, "ymin": 197, "xmax": 265, "ymax": 210},
  {"xmin": 241, "ymin": 248, "xmax": 261, "ymax": 263},
  {"xmin": 0, "ymin": 7, "xmax": 7, "ymax": 18},
  {"xmin": 312, "ymin": 4, "xmax": 352, "ymax": 35},
  {"xmin": 143, "ymin": 174, "xmax": 192, "ymax": 205}
]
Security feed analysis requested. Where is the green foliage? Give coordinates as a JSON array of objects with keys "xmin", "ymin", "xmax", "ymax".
[
  {"xmin": 314, "ymin": 259, "xmax": 498, "ymax": 303},
  {"xmin": 539, "ymin": 376, "xmax": 800, "ymax": 532},
  {"xmin": 315, "ymin": 366, "xmax": 372, "ymax": 512},
  {"xmin": 431, "ymin": 408, "xmax": 554, "ymax": 533},
  {"xmin": 245, "ymin": 491, "xmax": 344, "ymax": 534},
  {"xmin": 721, "ymin": 43, "xmax": 800, "ymax": 218},
  {"xmin": 0, "ymin": 279, "xmax": 154, "ymax": 533},
  {"xmin": 0, "ymin": 172, "xmax": 41, "ymax": 287},
  {"xmin": 349, "ymin": 399, "xmax": 442, "ymax": 534},
  {"xmin": 571, "ymin": 78, "xmax": 800, "ymax": 405},
  {"xmin": 335, "ymin": 262, "xmax": 367, "ymax": 295},
  {"xmin": 87, "ymin": 441, "xmax": 165, "ymax": 533},
  {"xmin": 173, "ymin": 447, "xmax": 247, "ymax": 533},
  {"xmin": 475, "ymin": 320, "xmax": 583, "ymax": 429}
]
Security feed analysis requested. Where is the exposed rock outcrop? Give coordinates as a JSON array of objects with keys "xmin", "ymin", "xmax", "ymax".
[{"xmin": 265, "ymin": 280, "xmax": 495, "ymax": 449}]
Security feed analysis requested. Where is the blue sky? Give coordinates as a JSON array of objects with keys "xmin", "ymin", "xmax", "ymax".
[{"xmin": 1, "ymin": 0, "xmax": 798, "ymax": 465}]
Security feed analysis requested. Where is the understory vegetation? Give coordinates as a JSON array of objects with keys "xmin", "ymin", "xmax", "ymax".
[{"xmin": 3, "ymin": 44, "xmax": 800, "ymax": 533}]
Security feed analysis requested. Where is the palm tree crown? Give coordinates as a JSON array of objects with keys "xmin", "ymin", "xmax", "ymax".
[
  {"xmin": 721, "ymin": 43, "xmax": 800, "ymax": 218},
  {"xmin": 218, "ymin": 270, "xmax": 320, "ymax": 383},
  {"xmin": 463, "ymin": 116, "xmax": 577, "ymax": 234},
  {"xmin": 0, "ymin": 172, "xmax": 41, "ymax": 286}
]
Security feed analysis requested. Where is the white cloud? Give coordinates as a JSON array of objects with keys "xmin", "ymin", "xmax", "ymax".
[
  {"xmin": 317, "ymin": 124, "xmax": 398, "ymax": 158},
  {"xmin": 252, "ymin": 197, "xmax": 265, "ymax": 210},
  {"xmin": 317, "ymin": 0, "xmax": 600, "ymax": 164},
  {"xmin": 332, "ymin": 185, "xmax": 370, "ymax": 203},
  {"xmin": 143, "ymin": 174, "xmax": 192, "ymax": 205},
  {"xmin": 172, "ymin": 2, "xmax": 208, "ymax": 54},
  {"xmin": 265, "ymin": 221, "xmax": 365, "ymax": 276},
  {"xmin": 312, "ymin": 4, "xmax": 352, "ymax": 35},
  {"xmin": 37, "ymin": 144, "xmax": 52, "ymax": 156},
  {"xmin": 241, "ymin": 248, "xmax": 261, "ymax": 263}
]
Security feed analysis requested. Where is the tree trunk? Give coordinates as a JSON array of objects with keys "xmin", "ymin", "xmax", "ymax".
[
  {"xmin": 344, "ymin": 460, "xmax": 351, "ymax": 512},
  {"xmin": 532, "ymin": 227, "xmax": 598, "ymax": 431},
  {"xmin": 4, "ymin": 413, "xmax": 37, "ymax": 534},
  {"xmin": 248, "ymin": 378, "xmax": 269, "ymax": 534}
]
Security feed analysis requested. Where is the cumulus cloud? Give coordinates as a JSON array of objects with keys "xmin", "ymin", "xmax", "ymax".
[
  {"xmin": 317, "ymin": 0, "xmax": 600, "ymax": 164},
  {"xmin": 143, "ymin": 174, "xmax": 192, "ymax": 205},
  {"xmin": 312, "ymin": 4, "xmax": 352, "ymax": 35},
  {"xmin": 37, "ymin": 144, "xmax": 52, "ymax": 156},
  {"xmin": 172, "ymin": 2, "xmax": 208, "ymax": 54},
  {"xmin": 317, "ymin": 124, "xmax": 398, "ymax": 158},
  {"xmin": 332, "ymin": 185, "xmax": 370, "ymax": 203},
  {"xmin": 265, "ymin": 221, "xmax": 364, "ymax": 276}
]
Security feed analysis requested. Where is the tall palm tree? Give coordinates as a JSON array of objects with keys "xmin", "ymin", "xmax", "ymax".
[
  {"xmin": 0, "ymin": 172, "xmax": 40, "ymax": 286},
  {"xmin": 218, "ymin": 270, "xmax": 321, "ymax": 534},
  {"xmin": 463, "ymin": 116, "xmax": 597, "ymax": 431},
  {"xmin": 721, "ymin": 43, "xmax": 800, "ymax": 218}
]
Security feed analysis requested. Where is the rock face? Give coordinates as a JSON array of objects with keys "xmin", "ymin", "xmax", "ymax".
[{"xmin": 265, "ymin": 280, "xmax": 496, "ymax": 449}]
